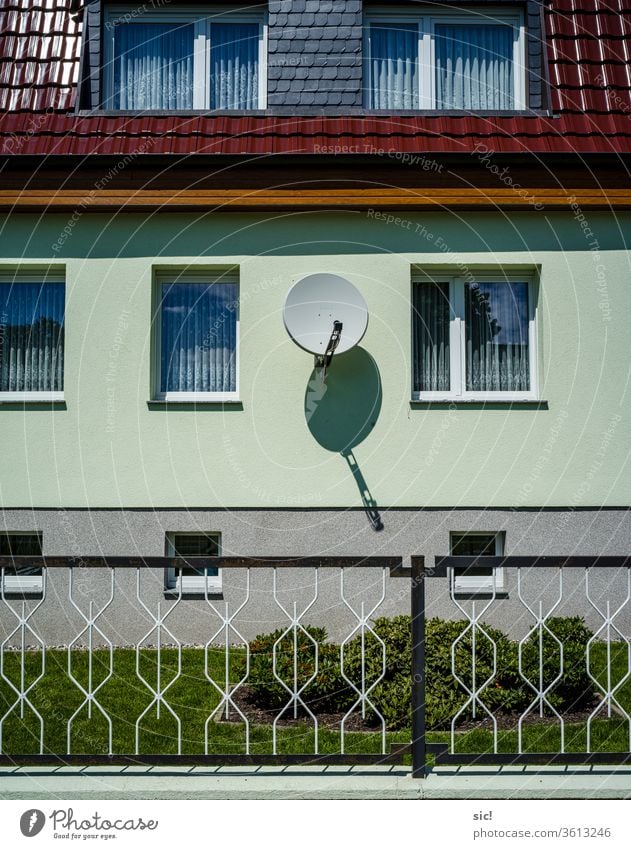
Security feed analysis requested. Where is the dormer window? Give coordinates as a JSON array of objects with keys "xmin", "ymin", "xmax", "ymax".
[
  {"xmin": 103, "ymin": 7, "xmax": 266, "ymax": 111},
  {"xmin": 365, "ymin": 9, "xmax": 525, "ymax": 111}
]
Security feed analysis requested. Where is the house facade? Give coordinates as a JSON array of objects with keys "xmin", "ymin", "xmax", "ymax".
[{"xmin": 0, "ymin": 0, "xmax": 629, "ymax": 643}]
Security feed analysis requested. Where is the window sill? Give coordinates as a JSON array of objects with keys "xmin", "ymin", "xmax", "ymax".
[
  {"xmin": 411, "ymin": 399, "xmax": 548, "ymax": 410},
  {"xmin": 0, "ymin": 396, "xmax": 66, "ymax": 409},
  {"xmin": 164, "ymin": 588, "xmax": 223, "ymax": 600},
  {"xmin": 1, "ymin": 588, "xmax": 44, "ymax": 598},
  {"xmin": 77, "ymin": 108, "xmax": 553, "ymax": 119},
  {"xmin": 453, "ymin": 590, "xmax": 509, "ymax": 600},
  {"xmin": 148, "ymin": 399, "xmax": 243, "ymax": 410}
]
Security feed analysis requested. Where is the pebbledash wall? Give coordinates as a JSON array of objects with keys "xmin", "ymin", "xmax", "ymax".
[{"xmin": 0, "ymin": 209, "xmax": 629, "ymax": 642}]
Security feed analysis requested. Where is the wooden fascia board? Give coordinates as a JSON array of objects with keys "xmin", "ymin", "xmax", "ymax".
[{"xmin": 0, "ymin": 187, "xmax": 630, "ymax": 210}]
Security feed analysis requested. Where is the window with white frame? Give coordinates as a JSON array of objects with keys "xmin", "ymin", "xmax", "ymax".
[
  {"xmin": 412, "ymin": 274, "xmax": 537, "ymax": 400},
  {"xmin": 165, "ymin": 532, "xmax": 221, "ymax": 594},
  {"xmin": 450, "ymin": 531, "xmax": 505, "ymax": 594},
  {"xmin": 154, "ymin": 272, "xmax": 238, "ymax": 402},
  {"xmin": 365, "ymin": 8, "xmax": 525, "ymax": 111},
  {"xmin": 103, "ymin": 6, "xmax": 266, "ymax": 111},
  {"xmin": 0, "ymin": 533, "xmax": 43, "ymax": 594},
  {"xmin": 0, "ymin": 272, "xmax": 65, "ymax": 401}
]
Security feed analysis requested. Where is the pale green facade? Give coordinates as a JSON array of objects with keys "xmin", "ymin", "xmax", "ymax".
[{"xmin": 0, "ymin": 210, "xmax": 629, "ymax": 509}]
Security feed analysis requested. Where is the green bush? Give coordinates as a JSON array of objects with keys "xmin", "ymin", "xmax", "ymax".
[
  {"xmin": 519, "ymin": 616, "xmax": 593, "ymax": 712},
  {"xmin": 246, "ymin": 626, "xmax": 350, "ymax": 714},
  {"xmin": 341, "ymin": 615, "xmax": 412, "ymax": 730},
  {"xmin": 244, "ymin": 616, "xmax": 594, "ymax": 730},
  {"xmin": 424, "ymin": 617, "xmax": 524, "ymax": 729}
]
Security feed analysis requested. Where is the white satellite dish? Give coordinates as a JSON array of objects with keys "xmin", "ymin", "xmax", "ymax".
[{"xmin": 283, "ymin": 274, "xmax": 368, "ymax": 375}]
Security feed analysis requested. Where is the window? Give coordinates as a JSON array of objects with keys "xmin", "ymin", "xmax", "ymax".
[
  {"xmin": 0, "ymin": 273, "xmax": 65, "ymax": 401},
  {"xmin": 104, "ymin": 7, "xmax": 266, "ymax": 111},
  {"xmin": 450, "ymin": 531, "xmax": 505, "ymax": 595},
  {"xmin": 166, "ymin": 533, "xmax": 221, "ymax": 594},
  {"xmin": 365, "ymin": 9, "xmax": 525, "ymax": 111},
  {"xmin": 154, "ymin": 272, "xmax": 238, "ymax": 402},
  {"xmin": 412, "ymin": 274, "xmax": 537, "ymax": 401},
  {"xmin": 0, "ymin": 533, "xmax": 43, "ymax": 594}
]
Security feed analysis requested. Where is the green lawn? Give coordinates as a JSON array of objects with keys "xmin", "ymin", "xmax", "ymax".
[
  {"xmin": 433, "ymin": 639, "xmax": 631, "ymax": 756},
  {"xmin": 0, "ymin": 647, "xmax": 407, "ymax": 756},
  {"xmin": 0, "ymin": 643, "xmax": 628, "ymax": 757}
]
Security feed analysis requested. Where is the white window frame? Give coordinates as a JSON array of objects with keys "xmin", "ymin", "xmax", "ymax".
[
  {"xmin": 103, "ymin": 5, "xmax": 268, "ymax": 110},
  {"xmin": 412, "ymin": 273, "xmax": 538, "ymax": 402},
  {"xmin": 450, "ymin": 531, "xmax": 505, "ymax": 595},
  {"xmin": 0, "ymin": 271, "xmax": 65, "ymax": 402},
  {"xmin": 165, "ymin": 532, "xmax": 222, "ymax": 594},
  {"xmin": 1, "ymin": 532, "xmax": 44, "ymax": 594},
  {"xmin": 153, "ymin": 271, "xmax": 239, "ymax": 403},
  {"xmin": 365, "ymin": 7, "xmax": 526, "ymax": 111}
]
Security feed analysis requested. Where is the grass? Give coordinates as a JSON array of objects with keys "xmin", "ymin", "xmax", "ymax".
[
  {"xmin": 431, "ymin": 640, "xmax": 631, "ymax": 756},
  {"xmin": 0, "ymin": 647, "xmax": 408, "ymax": 756},
  {"xmin": 0, "ymin": 642, "xmax": 629, "ymax": 758}
]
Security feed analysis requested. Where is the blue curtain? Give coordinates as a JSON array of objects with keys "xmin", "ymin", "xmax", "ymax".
[
  {"xmin": 466, "ymin": 282, "xmax": 529, "ymax": 391},
  {"xmin": 211, "ymin": 23, "xmax": 259, "ymax": 109},
  {"xmin": 435, "ymin": 24, "xmax": 514, "ymax": 110},
  {"xmin": 0, "ymin": 282, "xmax": 64, "ymax": 392},
  {"xmin": 160, "ymin": 281, "xmax": 237, "ymax": 394},
  {"xmin": 113, "ymin": 22, "xmax": 194, "ymax": 110},
  {"xmin": 369, "ymin": 23, "xmax": 419, "ymax": 110},
  {"xmin": 413, "ymin": 282, "xmax": 451, "ymax": 392}
]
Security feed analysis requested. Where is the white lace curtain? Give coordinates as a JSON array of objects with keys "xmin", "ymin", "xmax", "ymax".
[
  {"xmin": 0, "ymin": 282, "xmax": 65, "ymax": 392},
  {"xmin": 211, "ymin": 23, "xmax": 259, "ymax": 110},
  {"xmin": 413, "ymin": 282, "xmax": 451, "ymax": 393},
  {"xmin": 369, "ymin": 23, "xmax": 419, "ymax": 110},
  {"xmin": 160, "ymin": 281, "xmax": 237, "ymax": 394},
  {"xmin": 369, "ymin": 21, "xmax": 514, "ymax": 110},
  {"xmin": 113, "ymin": 23, "xmax": 195, "ymax": 110},
  {"xmin": 435, "ymin": 24, "xmax": 514, "ymax": 110},
  {"xmin": 465, "ymin": 282, "xmax": 530, "ymax": 392},
  {"xmin": 113, "ymin": 21, "xmax": 259, "ymax": 110},
  {"xmin": 414, "ymin": 281, "xmax": 529, "ymax": 393}
]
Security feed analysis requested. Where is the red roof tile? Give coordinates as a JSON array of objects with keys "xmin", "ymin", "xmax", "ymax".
[{"xmin": 0, "ymin": 0, "xmax": 630, "ymax": 156}]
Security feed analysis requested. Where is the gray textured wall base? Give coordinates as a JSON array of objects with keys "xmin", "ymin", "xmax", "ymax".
[{"xmin": 0, "ymin": 507, "xmax": 629, "ymax": 643}]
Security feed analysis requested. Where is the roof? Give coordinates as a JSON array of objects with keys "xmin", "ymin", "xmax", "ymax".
[{"xmin": 1, "ymin": 0, "xmax": 630, "ymax": 157}]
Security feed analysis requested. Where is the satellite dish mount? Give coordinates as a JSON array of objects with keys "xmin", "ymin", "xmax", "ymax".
[{"xmin": 314, "ymin": 319, "xmax": 343, "ymax": 381}]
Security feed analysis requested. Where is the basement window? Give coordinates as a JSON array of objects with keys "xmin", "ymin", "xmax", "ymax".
[
  {"xmin": 165, "ymin": 532, "xmax": 221, "ymax": 594},
  {"xmin": 450, "ymin": 531, "xmax": 505, "ymax": 595},
  {"xmin": 0, "ymin": 533, "xmax": 43, "ymax": 595}
]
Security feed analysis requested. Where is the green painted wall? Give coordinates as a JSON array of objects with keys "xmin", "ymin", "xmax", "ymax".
[{"xmin": 0, "ymin": 210, "xmax": 629, "ymax": 508}]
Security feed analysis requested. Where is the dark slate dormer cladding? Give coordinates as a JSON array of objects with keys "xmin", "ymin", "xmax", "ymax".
[
  {"xmin": 267, "ymin": 0, "xmax": 363, "ymax": 109},
  {"xmin": 76, "ymin": 0, "xmax": 549, "ymax": 114}
]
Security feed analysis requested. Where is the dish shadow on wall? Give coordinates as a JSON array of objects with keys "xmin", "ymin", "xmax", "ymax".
[{"xmin": 304, "ymin": 347, "xmax": 384, "ymax": 531}]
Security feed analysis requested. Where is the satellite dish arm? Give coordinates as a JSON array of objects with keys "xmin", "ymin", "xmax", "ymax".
[{"xmin": 315, "ymin": 320, "xmax": 343, "ymax": 370}]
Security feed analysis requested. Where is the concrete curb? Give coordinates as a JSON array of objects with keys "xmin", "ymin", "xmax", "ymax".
[{"xmin": 1, "ymin": 766, "xmax": 631, "ymax": 800}]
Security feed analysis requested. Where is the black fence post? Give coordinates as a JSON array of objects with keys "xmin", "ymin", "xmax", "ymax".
[{"xmin": 411, "ymin": 556, "xmax": 426, "ymax": 778}]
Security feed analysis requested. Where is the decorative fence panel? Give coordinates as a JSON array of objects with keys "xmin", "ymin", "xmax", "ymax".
[
  {"xmin": 426, "ymin": 556, "xmax": 631, "ymax": 769},
  {"xmin": 2, "ymin": 554, "xmax": 631, "ymax": 776},
  {"xmin": 0, "ymin": 556, "xmax": 417, "ymax": 769}
]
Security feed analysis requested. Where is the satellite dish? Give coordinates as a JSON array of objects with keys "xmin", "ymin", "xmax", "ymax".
[{"xmin": 283, "ymin": 274, "xmax": 368, "ymax": 372}]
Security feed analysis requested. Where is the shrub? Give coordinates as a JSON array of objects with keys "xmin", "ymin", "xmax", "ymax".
[
  {"xmin": 244, "ymin": 616, "xmax": 594, "ymax": 730},
  {"xmin": 246, "ymin": 626, "xmax": 350, "ymax": 714},
  {"xmin": 341, "ymin": 615, "xmax": 412, "ymax": 730},
  {"xmin": 424, "ymin": 617, "xmax": 524, "ymax": 729},
  {"xmin": 519, "ymin": 616, "xmax": 593, "ymax": 712}
]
